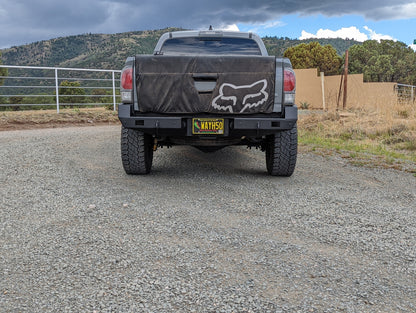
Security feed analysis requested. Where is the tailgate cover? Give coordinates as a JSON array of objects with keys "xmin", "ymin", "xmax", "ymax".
[{"xmin": 135, "ymin": 55, "xmax": 276, "ymax": 114}]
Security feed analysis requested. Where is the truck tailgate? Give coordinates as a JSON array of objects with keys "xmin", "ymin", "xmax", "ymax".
[{"xmin": 135, "ymin": 55, "xmax": 276, "ymax": 114}]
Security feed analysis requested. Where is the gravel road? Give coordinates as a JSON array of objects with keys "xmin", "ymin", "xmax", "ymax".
[{"xmin": 0, "ymin": 125, "xmax": 415, "ymax": 312}]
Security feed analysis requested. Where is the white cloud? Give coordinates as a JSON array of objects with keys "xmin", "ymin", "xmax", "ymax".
[
  {"xmin": 299, "ymin": 30, "xmax": 315, "ymax": 39},
  {"xmin": 242, "ymin": 19, "xmax": 286, "ymax": 35},
  {"xmin": 220, "ymin": 24, "xmax": 240, "ymax": 31},
  {"xmin": 300, "ymin": 26, "xmax": 368, "ymax": 41},
  {"xmin": 299, "ymin": 26, "xmax": 396, "ymax": 42},
  {"xmin": 363, "ymin": 26, "xmax": 394, "ymax": 41},
  {"xmin": 410, "ymin": 44, "xmax": 416, "ymax": 51}
]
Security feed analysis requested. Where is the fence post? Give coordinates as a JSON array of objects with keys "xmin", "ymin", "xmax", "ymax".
[
  {"xmin": 112, "ymin": 71, "xmax": 116, "ymax": 111},
  {"xmin": 320, "ymin": 72, "xmax": 326, "ymax": 111},
  {"xmin": 54, "ymin": 68, "xmax": 60, "ymax": 113}
]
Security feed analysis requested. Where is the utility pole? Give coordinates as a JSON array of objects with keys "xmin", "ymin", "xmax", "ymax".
[{"xmin": 343, "ymin": 50, "xmax": 349, "ymax": 110}]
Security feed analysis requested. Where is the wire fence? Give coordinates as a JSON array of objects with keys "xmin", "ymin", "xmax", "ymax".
[
  {"xmin": 395, "ymin": 83, "xmax": 415, "ymax": 103},
  {"xmin": 0, "ymin": 65, "xmax": 121, "ymax": 113}
]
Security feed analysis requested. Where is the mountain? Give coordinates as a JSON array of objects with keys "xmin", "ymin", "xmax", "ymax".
[
  {"xmin": 0, "ymin": 28, "xmax": 182, "ymax": 70},
  {"xmin": 1, "ymin": 28, "xmax": 361, "ymax": 70},
  {"xmin": 263, "ymin": 36, "xmax": 361, "ymax": 57}
]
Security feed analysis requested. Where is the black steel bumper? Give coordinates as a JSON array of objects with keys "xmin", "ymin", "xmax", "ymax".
[{"xmin": 118, "ymin": 104, "xmax": 297, "ymax": 137}]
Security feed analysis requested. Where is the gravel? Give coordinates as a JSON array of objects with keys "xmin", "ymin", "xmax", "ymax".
[{"xmin": 0, "ymin": 125, "xmax": 415, "ymax": 312}]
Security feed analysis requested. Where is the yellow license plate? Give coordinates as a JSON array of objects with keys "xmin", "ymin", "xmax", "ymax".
[{"xmin": 192, "ymin": 118, "xmax": 224, "ymax": 135}]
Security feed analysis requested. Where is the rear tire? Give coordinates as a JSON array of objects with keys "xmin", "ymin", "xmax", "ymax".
[
  {"xmin": 265, "ymin": 124, "xmax": 297, "ymax": 176},
  {"xmin": 121, "ymin": 126, "xmax": 153, "ymax": 175}
]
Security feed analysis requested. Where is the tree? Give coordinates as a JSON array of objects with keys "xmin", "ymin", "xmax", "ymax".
[
  {"xmin": 91, "ymin": 88, "xmax": 112, "ymax": 104},
  {"xmin": 0, "ymin": 51, "xmax": 8, "ymax": 86},
  {"xmin": 8, "ymin": 96, "xmax": 23, "ymax": 111},
  {"xmin": 58, "ymin": 80, "xmax": 86, "ymax": 104},
  {"xmin": 0, "ymin": 53, "xmax": 7, "ymax": 106},
  {"xmin": 348, "ymin": 40, "xmax": 416, "ymax": 84},
  {"xmin": 283, "ymin": 42, "xmax": 342, "ymax": 75}
]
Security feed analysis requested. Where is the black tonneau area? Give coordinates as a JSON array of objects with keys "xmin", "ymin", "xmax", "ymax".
[{"xmin": 135, "ymin": 55, "xmax": 276, "ymax": 114}]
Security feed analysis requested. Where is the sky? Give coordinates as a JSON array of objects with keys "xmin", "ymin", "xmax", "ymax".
[{"xmin": 1, "ymin": 0, "xmax": 416, "ymax": 50}]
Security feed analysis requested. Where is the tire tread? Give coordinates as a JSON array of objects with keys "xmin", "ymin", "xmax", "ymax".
[
  {"xmin": 266, "ymin": 125, "xmax": 298, "ymax": 176},
  {"xmin": 121, "ymin": 126, "xmax": 153, "ymax": 175}
]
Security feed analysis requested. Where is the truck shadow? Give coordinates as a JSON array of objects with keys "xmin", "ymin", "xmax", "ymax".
[{"xmin": 149, "ymin": 146, "xmax": 275, "ymax": 178}]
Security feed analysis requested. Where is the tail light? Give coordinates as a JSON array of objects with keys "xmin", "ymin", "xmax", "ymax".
[
  {"xmin": 121, "ymin": 67, "xmax": 133, "ymax": 103},
  {"xmin": 284, "ymin": 69, "xmax": 295, "ymax": 91},
  {"xmin": 283, "ymin": 68, "xmax": 296, "ymax": 104}
]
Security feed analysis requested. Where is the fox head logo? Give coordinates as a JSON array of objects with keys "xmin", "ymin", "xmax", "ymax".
[{"xmin": 212, "ymin": 79, "xmax": 268, "ymax": 113}]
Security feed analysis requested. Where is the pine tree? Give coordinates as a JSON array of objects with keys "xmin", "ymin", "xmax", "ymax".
[{"xmin": 283, "ymin": 42, "xmax": 342, "ymax": 75}]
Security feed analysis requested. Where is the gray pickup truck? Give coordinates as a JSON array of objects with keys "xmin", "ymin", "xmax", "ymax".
[{"xmin": 118, "ymin": 30, "xmax": 298, "ymax": 176}]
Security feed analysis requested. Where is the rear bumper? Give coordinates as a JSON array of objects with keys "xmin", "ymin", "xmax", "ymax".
[{"xmin": 118, "ymin": 104, "xmax": 297, "ymax": 137}]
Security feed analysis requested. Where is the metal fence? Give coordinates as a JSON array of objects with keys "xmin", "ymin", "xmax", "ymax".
[
  {"xmin": 0, "ymin": 65, "xmax": 121, "ymax": 113},
  {"xmin": 395, "ymin": 83, "xmax": 415, "ymax": 103}
]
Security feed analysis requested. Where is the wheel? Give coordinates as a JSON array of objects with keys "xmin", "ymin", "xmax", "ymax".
[
  {"xmin": 121, "ymin": 126, "xmax": 154, "ymax": 174},
  {"xmin": 265, "ymin": 124, "xmax": 297, "ymax": 176}
]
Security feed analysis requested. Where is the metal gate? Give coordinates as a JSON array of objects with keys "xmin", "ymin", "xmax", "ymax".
[
  {"xmin": 0, "ymin": 65, "xmax": 121, "ymax": 113},
  {"xmin": 395, "ymin": 83, "xmax": 415, "ymax": 103}
]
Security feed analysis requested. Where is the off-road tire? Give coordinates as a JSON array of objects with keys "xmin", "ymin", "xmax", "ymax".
[
  {"xmin": 121, "ymin": 126, "xmax": 153, "ymax": 175},
  {"xmin": 265, "ymin": 124, "xmax": 297, "ymax": 176}
]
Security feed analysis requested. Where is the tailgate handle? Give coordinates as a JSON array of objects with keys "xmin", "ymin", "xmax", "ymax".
[
  {"xmin": 193, "ymin": 73, "xmax": 218, "ymax": 93},
  {"xmin": 192, "ymin": 73, "xmax": 218, "ymax": 81}
]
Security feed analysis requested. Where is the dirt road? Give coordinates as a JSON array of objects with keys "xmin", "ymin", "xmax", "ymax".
[{"xmin": 1, "ymin": 126, "xmax": 415, "ymax": 312}]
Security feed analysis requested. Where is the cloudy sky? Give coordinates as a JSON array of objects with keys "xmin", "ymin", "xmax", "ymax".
[{"xmin": 1, "ymin": 0, "xmax": 416, "ymax": 49}]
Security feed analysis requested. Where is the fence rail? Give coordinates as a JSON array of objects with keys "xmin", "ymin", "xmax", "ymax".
[
  {"xmin": 0, "ymin": 65, "xmax": 121, "ymax": 113},
  {"xmin": 395, "ymin": 83, "xmax": 415, "ymax": 103}
]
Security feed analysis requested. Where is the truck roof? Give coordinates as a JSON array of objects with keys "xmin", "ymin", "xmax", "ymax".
[{"xmin": 153, "ymin": 30, "xmax": 268, "ymax": 56}]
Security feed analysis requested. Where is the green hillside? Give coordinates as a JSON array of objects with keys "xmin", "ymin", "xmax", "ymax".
[
  {"xmin": 263, "ymin": 36, "xmax": 361, "ymax": 57},
  {"xmin": 1, "ymin": 28, "xmax": 361, "ymax": 70},
  {"xmin": 1, "ymin": 28, "xmax": 181, "ymax": 70}
]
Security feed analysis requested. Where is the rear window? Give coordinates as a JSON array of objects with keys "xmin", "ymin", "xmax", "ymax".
[{"xmin": 160, "ymin": 37, "xmax": 262, "ymax": 56}]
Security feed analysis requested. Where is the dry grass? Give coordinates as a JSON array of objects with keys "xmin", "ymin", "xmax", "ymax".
[
  {"xmin": 0, "ymin": 107, "xmax": 120, "ymax": 130},
  {"xmin": 299, "ymin": 99, "xmax": 416, "ymax": 173}
]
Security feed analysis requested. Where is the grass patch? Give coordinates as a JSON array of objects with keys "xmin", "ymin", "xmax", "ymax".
[
  {"xmin": 0, "ymin": 107, "xmax": 120, "ymax": 130},
  {"xmin": 300, "ymin": 131, "xmax": 414, "ymax": 160},
  {"xmin": 299, "ymin": 107, "xmax": 416, "ymax": 173}
]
